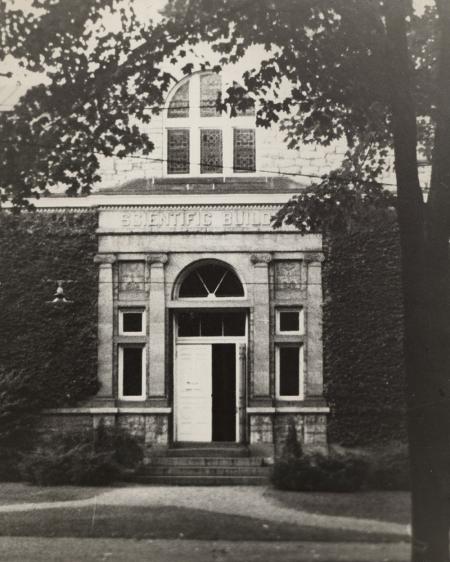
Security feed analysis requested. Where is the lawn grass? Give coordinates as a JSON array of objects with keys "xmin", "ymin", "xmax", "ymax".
[
  {"xmin": 266, "ymin": 489, "xmax": 411, "ymax": 525},
  {"xmin": 0, "ymin": 505, "xmax": 407, "ymax": 542},
  {"xmin": 0, "ymin": 483, "xmax": 114, "ymax": 505}
]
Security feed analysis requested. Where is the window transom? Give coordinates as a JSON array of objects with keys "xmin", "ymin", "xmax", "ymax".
[{"xmin": 178, "ymin": 262, "xmax": 244, "ymax": 299}]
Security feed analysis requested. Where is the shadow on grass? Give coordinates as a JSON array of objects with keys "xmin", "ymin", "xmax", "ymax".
[
  {"xmin": 0, "ymin": 505, "xmax": 408, "ymax": 543},
  {"xmin": 0, "ymin": 483, "xmax": 118, "ymax": 505},
  {"xmin": 265, "ymin": 490, "xmax": 411, "ymax": 525}
]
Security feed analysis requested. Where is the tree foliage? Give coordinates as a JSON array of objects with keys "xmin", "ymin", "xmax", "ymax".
[
  {"xmin": 273, "ymin": 172, "xmax": 395, "ymax": 234},
  {"xmin": 0, "ymin": 0, "xmax": 442, "ymax": 206},
  {"xmin": 161, "ymin": 0, "xmax": 441, "ymax": 166},
  {"xmin": 0, "ymin": 0, "xmax": 185, "ymax": 205}
]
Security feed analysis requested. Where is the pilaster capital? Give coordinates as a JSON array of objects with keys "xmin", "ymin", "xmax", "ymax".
[
  {"xmin": 303, "ymin": 252, "xmax": 325, "ymax": 264},
  {"xmin": 146, "ymin": 253, "xmax": 169, "ymax": 266},
  {"xmin": 250, "ymin": 253, "xmax": 272, "ymax": 265},
  {"xmin": 94, "ymin": 254, "xmax": 116, "ymax": 265}
]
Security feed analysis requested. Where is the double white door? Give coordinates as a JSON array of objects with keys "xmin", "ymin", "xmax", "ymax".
[{"xmin": 176, "ymin": 344, "xmax": 213, "ymax": 442}]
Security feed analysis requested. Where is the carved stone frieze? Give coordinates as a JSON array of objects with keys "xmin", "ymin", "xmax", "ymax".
[
  {"xmin": 275, "ymin": 261, "xmax": 303, "ymax": 291},
  {"xmin": 118, "ymin": 261, "xmax": 146, "ymax": 292}
]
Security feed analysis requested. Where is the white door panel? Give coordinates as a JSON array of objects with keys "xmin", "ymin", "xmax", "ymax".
[{"xmin": 176, "ymin": 344, "xmax": 212, "ymax": 442}]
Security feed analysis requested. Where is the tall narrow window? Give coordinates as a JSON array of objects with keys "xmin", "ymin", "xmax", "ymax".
[
  {"xmin": 168, "ymin": 81, "xmax": 189, "ymax": 118},
  {"xmin": 120, "ymin": 346, "xmax": 145, "ymax": 399},
  {"xmin": 277, "ymin": 345, "xmax": 303, "ymax": 399},
  {"xmin": 200, "ymin": 73, "xmax": 221, "ymax": 117},
  {"xmin": 167, "ymin": 129, "xmax": 190, "ymax": 174},
  {"xmin": 233, "ymin": 129, "xmax": 255, "ymax": 172},
  {"xmin": 201, "ymin": 129, "xmax": 223, "ymax": 174}
]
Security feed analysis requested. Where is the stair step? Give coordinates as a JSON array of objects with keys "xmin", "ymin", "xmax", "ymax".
[
  {"xmin": 167, "ymin": 448, "xmax": 249, "ymax": 458},
  {"xmin": 141, "ymin": 466, "xmax": 270, "ymax": 477},
  {"xmin": 148, "ymin": 456, "xmax": 264, "ymax": 467},
  {"xmin": 173, "ymin": 442, "xmax": 243, "ymax": 448},
  {"xmin": 131, "ymin": 475, "xmax": 269, "ymax": 486}
]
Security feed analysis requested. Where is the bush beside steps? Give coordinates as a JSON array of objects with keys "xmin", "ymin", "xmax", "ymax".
[
  {"xmin": 271, "ymin": 421, "xmax": 410, "ymax": 492},
  {"xmin": 20, "ymin": 421, "xmax": 143, "ymax": 486},
  {"xmin": 272, "ymin": 452, "xmax": 368, "ymax": 492}
]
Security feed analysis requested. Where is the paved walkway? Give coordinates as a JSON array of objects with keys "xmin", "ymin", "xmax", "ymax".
[
  {"xmin": 0, "ymin": 537, "xmax": 411, "ymax": 562},
  {"xmin": 0, "ymin": 485, "xmax": 409, "ymax": 538}
]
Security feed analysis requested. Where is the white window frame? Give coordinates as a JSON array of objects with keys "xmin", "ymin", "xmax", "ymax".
[
  {"xmin": 119, "ymin": 308, "xmax": 146, "ymax": 336},
  {"xmin": 118, "ymin": 345, "xmax": 146, "ymax": 401},
  {"xmin": 276, "ymin": 344, "xmax": 304, "ymax": 400},
  {"xmin": 276, "ymin": 308, "xmax": 304, "ymax": 335}
]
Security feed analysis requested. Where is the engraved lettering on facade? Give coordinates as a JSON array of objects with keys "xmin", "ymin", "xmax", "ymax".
[{"xmin": 112, "ymin": 207, "xmax": 283, "ymax": 232}]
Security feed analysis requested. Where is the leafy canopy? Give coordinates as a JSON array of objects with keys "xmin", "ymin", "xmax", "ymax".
[
  {"xmin": 0, "ymin": 0, "xmax": 438, "ymax": 212},
  {"xmin": 1, "ymin": 0, "xmax": 184, "ymax": 205}
]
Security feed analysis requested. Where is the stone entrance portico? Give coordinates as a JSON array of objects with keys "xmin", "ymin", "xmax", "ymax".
[{"xmin": 77, "ymin": 198, "xmax": 329, "ymax": 459}]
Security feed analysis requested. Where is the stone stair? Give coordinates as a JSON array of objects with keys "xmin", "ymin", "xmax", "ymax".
[{"xmin": 130, "ymin": 443, "xmax": 271, "ymax": 485}]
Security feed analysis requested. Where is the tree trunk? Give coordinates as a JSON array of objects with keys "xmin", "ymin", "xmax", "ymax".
[{"xmin": 384, "ymin": 1, "xmax": 450, "ymax": 561}]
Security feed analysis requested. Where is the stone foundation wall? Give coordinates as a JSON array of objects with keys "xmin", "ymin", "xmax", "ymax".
[
  {"xmin": 38, "ymin": 411, "xmax": 326, "ymax": 461},
  {"xmin": 249, "ymin": 412, "xmax": 328, "ymax": 459},
  {"xmin": 38, "ymin": 412, "xmax": 170, "ymax": 460},
  {"xmin": 304, "ymin": 414, "xmax": 327, "ymax": 447}
]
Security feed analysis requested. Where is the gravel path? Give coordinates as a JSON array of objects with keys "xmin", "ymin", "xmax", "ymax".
[{"xmin": 0, "ymin": 485, "xmax": 409, "ymax": 538}]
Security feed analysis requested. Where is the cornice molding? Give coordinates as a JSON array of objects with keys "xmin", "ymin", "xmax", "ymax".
[{"xmin": 98, "ymin": 203, "xmax": 280, "ymax": 211}]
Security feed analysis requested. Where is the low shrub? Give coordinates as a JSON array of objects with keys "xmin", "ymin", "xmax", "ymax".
[
  {"xmin": 271, "ymin": 451, "xmax": 368, "ymax": 492},
  {"xmin": 0, "ymin": 446, "xmax": 24, "ymax": 481},
  {"xmin": 95, "ymin": 422, "xmax": 143, "ymax": 469},
  {"xmin": 20, "ymin": 421, "xmax": 143, "ymax": 486},
  {"xmin": 366, "ymin": 443, "xmax": 410, "ymax": 491}
]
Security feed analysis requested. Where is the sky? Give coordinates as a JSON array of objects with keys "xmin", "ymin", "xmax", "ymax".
[{"xmin": 0, "ymin": 0, "xmax": 436, "ymax": 110}]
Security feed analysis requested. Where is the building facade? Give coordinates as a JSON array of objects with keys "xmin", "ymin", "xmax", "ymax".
[{"xmin": 43, "ymin": 71, "xmax": 329, "ymax": 458}]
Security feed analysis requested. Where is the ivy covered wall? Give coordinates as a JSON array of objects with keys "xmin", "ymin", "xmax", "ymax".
[
  {"xmin": 323, "ymin": 213, "xmax": 407, "ymax": 446},
  {"xmin": 0, "ymin": 211, "xmax": 99, "ymax": 411},
  {"xmin": 0, "ymin": 209, "xmax": 406, "ymax": 446}
]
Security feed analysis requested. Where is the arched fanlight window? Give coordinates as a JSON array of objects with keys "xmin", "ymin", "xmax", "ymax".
[
  {"xmin": 165, "ymin": 72, "xmax": 257, "ymax": 176},
  {"xmin": 178, "ymin": 262, "xmax": 244, "ymax": 298}
]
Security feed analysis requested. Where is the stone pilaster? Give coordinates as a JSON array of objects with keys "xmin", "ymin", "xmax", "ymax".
[
  {"xmin": 305, "ymin": 254, "xmax": 325, "ymax": 398},
  {"xmin": 238, "ymin": 344, "xmax": 247, "ymax": 442},
  {"xmin": 250, "ymin": 253, "xmax": 272, "ymax": 398},
  {"xmin": 147, "ymin": 254, "xmax": 168, "ymax": 398},
  {"xmin": 94, "ymin": 254, "xmax": 116, "ymax": 399}
]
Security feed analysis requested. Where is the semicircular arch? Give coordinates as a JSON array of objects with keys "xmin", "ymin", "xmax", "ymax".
[{"xmin": 173, "ymin": 259, "xmax": 246, "ymax": 300}]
